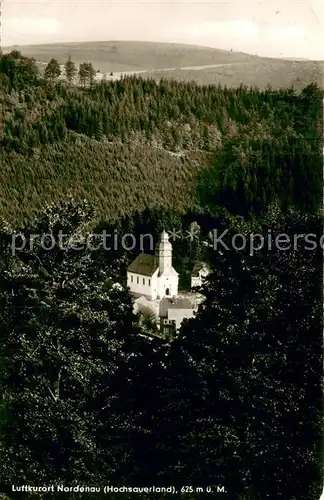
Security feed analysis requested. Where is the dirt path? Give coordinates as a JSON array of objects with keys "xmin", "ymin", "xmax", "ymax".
[
  {"xmin": 100, "ymin": 61, "xmax": 249, "ymax": 79},
  {"xmin": 38, "ymin": 60, "xmax": 249, "ymax": 81}
]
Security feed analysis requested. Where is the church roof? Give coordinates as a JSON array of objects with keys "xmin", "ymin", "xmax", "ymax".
[
  {"xmin": 159, "ymin": 297, "xmax": 195, "ymax": 317},
  {"xmin": 127, "ymin": 253, "xmax": 158, "ymax": 277},
  {"xmin": 160, "ymin": 230, "xmax": 169, "ymax": 241}
]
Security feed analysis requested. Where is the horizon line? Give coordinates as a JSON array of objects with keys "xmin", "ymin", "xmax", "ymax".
[{"xmin": 2, "ymin": 39, "xmax": 321, "ymax": 62}]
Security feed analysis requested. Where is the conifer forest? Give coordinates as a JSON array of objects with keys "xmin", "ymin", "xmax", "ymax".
[{"xmin": 0, "ymin": 50, "xmax": 323, "ymax": 500}]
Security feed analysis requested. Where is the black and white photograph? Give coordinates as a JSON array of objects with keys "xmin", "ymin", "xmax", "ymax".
[{"xmin": 0, "ymin": 1, "xmax": 323, "ymax": 499}]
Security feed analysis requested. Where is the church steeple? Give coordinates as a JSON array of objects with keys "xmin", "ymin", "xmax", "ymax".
[{"xmin": 155, "ymin": 230, "xmax": 172, "ymax": 275}]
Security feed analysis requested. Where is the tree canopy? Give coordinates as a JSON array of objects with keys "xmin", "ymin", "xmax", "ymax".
[
  {"xmin": 0, "ymin": 201, "xmax": 322, "ymax": 500},
  {"xmin": 0, "ymin": 52, "xmax": 322, "ymax": 500}
]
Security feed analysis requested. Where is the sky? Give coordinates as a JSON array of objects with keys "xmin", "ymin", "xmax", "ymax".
[{"xmin": 2, "ymin": 0, "xmax": 324, "ymax": 60}]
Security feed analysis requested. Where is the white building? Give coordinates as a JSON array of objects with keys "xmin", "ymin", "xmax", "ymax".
[
  {"xmin": 128, "ymin": 232, "xmax": 207, "ymax": 338},
  {"xmin": 190, "ymin": 261, "xmax": 210, "ymax": 288},
  {"xmin": 159, "ymin": 297, "xmax": 196, "ymax": 332},
  {"xmin": 127, "ymin": 231, "xmax": 179, "ymax": 301}
]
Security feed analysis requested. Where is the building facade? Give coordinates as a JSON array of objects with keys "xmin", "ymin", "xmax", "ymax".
[
  {"xmin": 190, "ymin": 261, "xmax": 210, "ymax": 288},
  {"xmin": 127, "ymin": 231, "xmax": 179, "ymax": 300},
  {"xmin": 128, "ymin": 231, "xmax": 205, "ymax": 338}
]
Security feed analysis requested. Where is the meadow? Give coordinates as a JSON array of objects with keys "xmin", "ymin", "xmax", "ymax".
[{"xmin": 4, "ymin": 40, "xmax": 323, "ymax": 90}]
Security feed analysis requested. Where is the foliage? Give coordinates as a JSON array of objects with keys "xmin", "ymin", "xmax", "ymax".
[
  {"xmin": 174, "ymin": 205, "xmax": 323, "ymax": 499},
  {"xmin": 0, "ymin": 51, "xmax": 39, "ymax": 89},
  {"xmin": 78, "ymin": 62, "xmax": 96, "ymax": 87},
  {"xmin": 0, "ymin": 201, "xmax": 322, "ymax": 500},
  {"xmin": 64, "ymin": 57, "xmax": 77, "ymax": 85},
  {"xmin": 0, "ymin": 53, "xmax": 322, "ymax": 500},
  {"xmin": 0, "ymin": 199, "xmax": 149, "ymax": 492},
  {"xmin": 0, "ymin": 54, "xmax": 322, "ymax": 226},
  {"xmin": 44, "ymin": 58, "xmax": 62, "ymax": 82}
]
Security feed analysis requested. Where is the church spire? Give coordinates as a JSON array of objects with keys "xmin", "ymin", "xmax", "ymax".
[
  {"xmin": 160, "ymin": 229, "xmax": 169, "ymax": 242},
  {"xmin": 155, "ymin": 230, "xmax": 172, "ymax": 275}
]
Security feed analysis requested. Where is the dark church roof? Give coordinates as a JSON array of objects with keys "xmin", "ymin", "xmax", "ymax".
[{"xmin": 127, "ymin": 253, "xmax": 158, "ymax": 277}]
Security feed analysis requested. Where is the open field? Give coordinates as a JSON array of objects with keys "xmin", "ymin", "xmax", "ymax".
[
  {"xmin": 4, "ymin": 40, "xmax": 259, "ymax": 71},
  {"xmin": 139, "ymin": 59, "xmax": 323, "ymax": 90},
  {"xmin": 4, "ymin": 40, "xmax": 323, "ymax": 90}
]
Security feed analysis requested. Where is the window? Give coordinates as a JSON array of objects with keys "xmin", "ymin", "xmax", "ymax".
[
  {"xmin": 143, "ymin": 278, "xmax": 145, "ymax": 285},
  {"xmin": 131, "ymin": 275, "xmax": 133, "ymax": 283},
  {"xmin": 148, "ymin": 279, "xmax": 151, "ymax": 286},
  {"xmin": 137, "ymin": 276, "xmax": 139, "ymax": 284}
]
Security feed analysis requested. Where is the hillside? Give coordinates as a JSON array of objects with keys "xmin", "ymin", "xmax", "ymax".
[
  {"xmin": 4, "ymin": 41, "xmax": 260, "ymax": 71},
  {"xmin": 0, "ymin": 50, "xmax": 322, "ymax": 227},
  {"xmin": 139, "ymin": 58, "xmax": 323, "ymax": 91},
  {"xmin": 0, "ymin": 49, "xmax": 323, "ymax": 500},
  {"xmin": 4, "ymin": 40, "xmax": 323, "ymax": 90},
  {"xmin": 0, "ymin": 138, "xmax": 209, "ymax": 227}
]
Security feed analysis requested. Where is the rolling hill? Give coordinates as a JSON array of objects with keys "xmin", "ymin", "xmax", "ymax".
[{"xmin": 4, "ymin": 40, "xmax": 323, "ymax": 90}]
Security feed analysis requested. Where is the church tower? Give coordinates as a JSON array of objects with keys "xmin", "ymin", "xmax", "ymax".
[
  {"xmin": 154, "ymin": 230, "xmax": 178, "ymax": 298},
  {"xmin": 155, "ymin": 230, "xmax": 172, "ymax": 275}
]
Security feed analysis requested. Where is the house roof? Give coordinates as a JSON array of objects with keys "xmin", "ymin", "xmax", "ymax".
[
  {"xmin": 159, "ymin": 297, "xmax": 195, "ymax": 317},
  {"xmin": 191, "ymin": 261, "xmax": 210, "ymax": 277},
  {"xmin": 127, "ymin": 253, "xmax": 158, "ymax": 277}
]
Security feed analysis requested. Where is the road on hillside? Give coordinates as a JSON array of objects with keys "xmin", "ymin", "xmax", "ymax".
[
  {"xmin": 100, "ymin": 61, "xmax": 250, "ymax": 79},
  {"xmin": 38, "ymin": 60, "xmax": 251, "ymax": 81}
]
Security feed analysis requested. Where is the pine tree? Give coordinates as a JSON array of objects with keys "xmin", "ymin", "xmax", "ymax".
[
  {"xmin": 64, "ymin": 56, "xmax": 77, "ymax": 85},
  {"xmin": 95, "ymin": 121, "xmax": 104, "ymax": 140},
  {"xmin": 78, "ymin": 62, "xmax": 88, "ymax": 87},
  {"xmin": 78, "ymin": 62, "xmax": 96, "ymax": 87},
  {"xmin": 87, "ymin": 63, "xmax": 96, "ymax": 86},
  {"xmin": 44, "ymin": 58, "xmax": 61, "ymax": 82}
]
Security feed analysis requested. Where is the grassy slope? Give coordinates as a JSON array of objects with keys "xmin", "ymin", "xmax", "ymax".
[
  {"xmin": 4, "ymin": 40, "xmax": 323, "ymax": 90},
  {"xmin": 140, "ymin": 59, "xmax": 323, "ymax": 90},
  {"xmin": 4, "ymin": 41, "xmax": 256, "ymax": 71}
]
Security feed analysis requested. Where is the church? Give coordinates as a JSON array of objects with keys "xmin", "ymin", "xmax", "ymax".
[
  {"xmin": 127, "ymin": 230, "xmax": 179, "ymax": 300},
  {"xmin": 127, "ymin": 231, "xmax": 208, "ymax": 338}
]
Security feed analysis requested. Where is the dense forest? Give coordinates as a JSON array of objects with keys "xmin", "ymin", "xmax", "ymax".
[
  {"xmin": 0, "ymin": 51, "xmax": 323, "ymax": 499},
  {"xmin": 0, "ymin": 51, "xmax": 322, "ymax": 225}
]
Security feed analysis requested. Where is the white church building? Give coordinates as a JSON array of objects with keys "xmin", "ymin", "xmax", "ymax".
[
  {"xmin": 127, "ymin": 230, "xmax": 179, "ymax": 301},
  {"xmin": 127, "ymin": 231, "xmax": 208, "ymax": 337}
]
